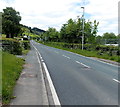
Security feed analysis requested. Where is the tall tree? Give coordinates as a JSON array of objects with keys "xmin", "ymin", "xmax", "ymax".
[
  {"xmin": 43, "ymin": 27, "xmax": 59, "ymax": 42},
  {"xmin": 102, "ymin": 32, "xmax": 116, "ymax": 39},
  {"xmin": 2, "ymin": 7, "xmax": 21, "ymax": 38},
  {"xmin": 102, "ymin": 32, "xmax": 117, "ymax": 44}
]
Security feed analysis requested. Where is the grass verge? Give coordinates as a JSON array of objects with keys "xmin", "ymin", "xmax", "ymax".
[
  {"xmin": 2, "ymin": 51, "xmax": 24, "ymax": 104},
  {"xmin": 38, "ymin": 41, "xmax": 119, "ymax": 62}
]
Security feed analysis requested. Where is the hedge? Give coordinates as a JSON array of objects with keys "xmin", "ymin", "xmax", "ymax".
[
  {"xmin": 1, "ymin": 38, "xmax": 22, "ymax": 55},
  {"xmin": 20, "ymin": 40, "xmax": 30, "ymax": 50},
  {"xmin": 1, "ymin": 38, "xmax": 30, "ymax": 55},
  {"xmin": 43, "ymin": 42, "xmax": 119, "ymax": 56}
]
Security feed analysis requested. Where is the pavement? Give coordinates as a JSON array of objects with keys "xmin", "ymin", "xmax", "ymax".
[{"xmin": 10, "ymin": 45, "xmax": 49, "ymax": 105}]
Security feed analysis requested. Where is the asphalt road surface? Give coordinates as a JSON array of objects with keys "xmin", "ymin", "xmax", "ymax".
[{"xmin": 32, "ymin": 40, "xmax": 118, "ymax": 105}]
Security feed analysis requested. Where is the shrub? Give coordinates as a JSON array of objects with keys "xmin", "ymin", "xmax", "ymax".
[
  {"xmin": 20, "ymin": 40, "xmax": 30, "ymax": 50},
  {"xmin": 1, "ymin": 38, "xmax": 22, "ymax": 55}
]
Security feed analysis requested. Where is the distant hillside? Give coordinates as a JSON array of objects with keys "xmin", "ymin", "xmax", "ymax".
[
  {"xmin": 31, "ymin": 27, "xmax": 46, "ymax": 35},
  {"xmin": 22, "ymin": 25, "xmax": 46, "ymax": 35}
]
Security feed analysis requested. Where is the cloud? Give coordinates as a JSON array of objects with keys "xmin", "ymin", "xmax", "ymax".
[
  {"xmin": 85, "ymin": 0, "xmax": 118, "ymax": 35},
  {"xmin": 0, "ymin": 0, "xmax": 119, "ymax": 35}
]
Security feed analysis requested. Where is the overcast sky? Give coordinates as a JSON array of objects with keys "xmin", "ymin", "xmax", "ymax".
[{"xmin": 0, "ymin": 0, "xmax": 119, "ymax": 36}]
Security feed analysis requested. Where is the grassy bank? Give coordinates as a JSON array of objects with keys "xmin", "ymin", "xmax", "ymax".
[
  {"xmin": 38, "ymin": 41, "xmax": 119, "ymax": 62},
  {"xmin": 2, "ymin": 51, "xmax": 24, "ymax": 104}
]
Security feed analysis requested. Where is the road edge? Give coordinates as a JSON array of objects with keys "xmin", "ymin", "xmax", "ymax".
[{"xmin": 31, "ymin": 42, "xmax": 61, "ymax": 106}]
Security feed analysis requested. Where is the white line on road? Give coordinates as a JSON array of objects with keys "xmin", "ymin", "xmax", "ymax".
[
  {"xmin": 67, "ymin": 50, "xmax": 118, "ymax": 67},
  {"xmin": 43, "ymin": 62, "xmax": 61, "ymax": 105},
  {"xmin": 55, "ymin": 51, "xmax": 59, "ymax": 54},
  {"xmin": 76, "ymin": 61, "xmax": 80, "ymax": 64},
  {"xmin": 35, "ymin": 51, "xmax": 49, "ymax": 104},
  {"xmin": 80, "ymin": 63, "xmax": 90, "ymax": 68},
  {"xmin": 113, "ymin": 79, "xmax": 120, "ymax": 83},
  {"xmin": 32, "ymin": 42, "xmax": 61, "ymax": 105},
  {"xmin": 62, "ymin": 55, "xmax": 70, "ymax": 59},
  {"xmin": 76, "ymin": 61, "xmax": 90, "ymax": 68}
]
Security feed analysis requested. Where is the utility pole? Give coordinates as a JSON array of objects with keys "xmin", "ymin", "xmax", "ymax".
[{"xmin": 81, "ymin": 7, "xmax": 85, "ymax": 50}]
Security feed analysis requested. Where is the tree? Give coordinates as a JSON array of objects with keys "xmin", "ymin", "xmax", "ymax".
[
  {"xmin": 102, "ymin": 32, "xmax": 116, "ymax": 39},
  {"xmin": 65, "ymin": 19, "xmax": 77, "ymax": 43},
  {"xmin": 102, "ymin": 32, "xmax": 117, "ymax": 44},
  {"xmin": 2, "ymin": 7, "xmax": 21, "ymax": 38},
  {"xmin": 43, "ymin": 17, "xmax": 99, "ymax": 44},
  {"xmin": 86, "ymin": 20, "xmax": 99, "ymax": 44},
  {"xmin": 43, "ymin": 27, "xmax": 59, "ymax": 42},
  {"xmin": 60, "ymin": 24, "xmax": 67, "ymax": 42}
]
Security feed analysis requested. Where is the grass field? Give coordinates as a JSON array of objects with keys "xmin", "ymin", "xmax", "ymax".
[{"xmin": 2, "ymin": 51, "xmax": 24, "ymax": 104}]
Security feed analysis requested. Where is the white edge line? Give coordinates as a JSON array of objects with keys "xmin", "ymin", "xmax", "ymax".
[
  {"xmin": 42, "ymin": 62, "xmax": 61, "ymax": 105},
  {"xmin": 113, "ymin": 79, "xmax": 120, "ymax": 83},
  {"xmin": 35, "ymin": 51, "xmax": 49, "ymax": 104},
  {"xmin": 32, "ymin": 42, "xmax": 61, "ymax": 105}
]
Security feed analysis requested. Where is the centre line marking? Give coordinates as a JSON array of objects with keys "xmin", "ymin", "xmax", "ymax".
[
  {"xmin": 113, "ymin": 79, "xmax": 120, "ymax": 83},
  {"xmin": 62, "ymin": 55, "xmax": 70, "ymax": 59},
  {"xmin": 76, "ymin": 61, "xmax": 80, "ymax": 64},
  {"xmin": 76, "ymin": 61, "xmax": 90, "ymax": 68},
  {"xmin": 55, "ymin": 51, "xmax": 59, "ymax": 54},
  {"xmin": 80, "ymin": 63, "xmax": 90, "ymax": 68}
]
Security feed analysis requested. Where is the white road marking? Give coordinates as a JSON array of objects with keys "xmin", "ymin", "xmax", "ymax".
[
  {"xmin": 35, "ymin": 51, "xmax": 49, "ymax": 104},
  {"xmin": 66, "ymin": 50, "xmax": 118, "ymax": 67},
  {"xmin": 76, "ymin": 61, "xmax": 80, "ymax": 64},
  {"xmin": 43, "ymin": 62, "xmax": 61, "ymax": 105},
  {"xmin": 62, "ymin": 55, "xmax": 70, "ymax": 59},
  {"xmin": 76, "ymin": 61, "xmax": 90, "ymax": 68},
  {"xmin": 55, "ymin": 51, "xmax": 59, "ymax": 54},
  {"xmin": 113, "ymin": 79, "xmax": 120, "ymax": 83},
  {"xmin": 32, "ymin": 42, "xmax": 61, "ymax": 105},
  {"xmin": 81, "ymin": 63, "xmax": 90, "ymax": 68}
]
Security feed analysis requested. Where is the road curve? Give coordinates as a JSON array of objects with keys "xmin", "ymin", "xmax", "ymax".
[{"xmin": 32, "ymin": 40, "xmax": 118, "ymax": 105}]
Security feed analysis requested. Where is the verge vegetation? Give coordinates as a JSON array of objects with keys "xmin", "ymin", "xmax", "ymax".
[
  {"xmin": 2, "ymin": 51, "xmax": 24, "ymax": 104},
  {"xmin": 38, "ymin": 41, "xmax": 119, "ymax": 63}
]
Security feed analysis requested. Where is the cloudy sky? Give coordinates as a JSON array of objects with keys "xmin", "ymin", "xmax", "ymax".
[{"xmin": 0, "ymin": 0, "xmax": 119, "ymax": 35}]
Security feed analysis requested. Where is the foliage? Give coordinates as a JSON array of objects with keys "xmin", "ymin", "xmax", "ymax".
[
  {"xmin": 2, "ymin": 7, "xmax": 22, "ymax": 38},
  {"xmin": 42, "ymin": 18, "xmax": 99, "ymax": 44},
  {"xmin": 1, "ymin": 38, "xmax": 22, "ymax": 55},
  {"xmin": 43, "ymin": 27, "xmax": 59, "ymax": 42},
  {"xmin": 1, "ymin": 38, "xmax": 30, "ymax": 55},
  {"xmin": 39, "ymin": 41, "xmax": 119, "ymax": 62},
  {"xmin": 31, "ymin": 27, "xmax": 45, "ymax": 35},
  {"xmin": 2, "ymin": 51, "xmax": 24, "ymax": 104},
  {"xmin": 96, "ymin": 33, "xmax": 119, "ymax": 44},
  {"xmin": 102, "ymin": 32, "xmax": 117, "ymax": 39},
  {"xmin": 20, "ymin": 40, "xmax": 30, "ymax": 50}
]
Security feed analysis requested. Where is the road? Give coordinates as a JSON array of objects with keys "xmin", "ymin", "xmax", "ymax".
[{"xmin": 32, "ymin": 40, "xmax": 118, "ymax": 105}]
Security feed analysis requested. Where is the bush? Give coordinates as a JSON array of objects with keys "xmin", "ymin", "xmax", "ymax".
[
  {"xmin": 20, "ymin": 40, "xmax": 30, "ymax": 50},
  {"xmin": 1, "ymin": 38, "xmax": 30, "ymax": 55},
  {"xmin": 43, "ymin": 42, "xmax": 119, "ymax": 56},
  {"xmin": 1, "ymin": 38, "xmax": 22, "ymax": 55}
]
